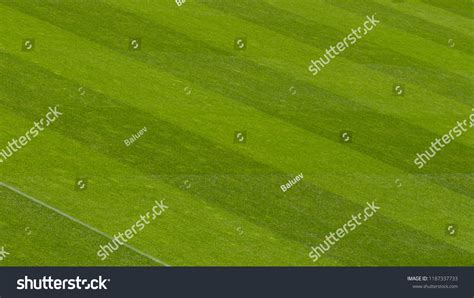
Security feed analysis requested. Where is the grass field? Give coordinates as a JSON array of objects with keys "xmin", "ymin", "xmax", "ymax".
[{"xmin": 0, "ymin": 0, "xmax": 472, "ymax": 266}]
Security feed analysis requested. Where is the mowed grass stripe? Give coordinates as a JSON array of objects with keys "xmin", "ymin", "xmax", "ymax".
[
  {"xmin": 0, "ymin": 45, "xmax": 470, "ymax": 264},
  {"xmin": 0, "ymin": 71, "xmax": 471, "ymax": 267},
  {"xmin": 422, "ymin": 0, "xmax": 473, "ymax": 20},
  {"xmin": 325, "ymin": 0, "xmax": 474, "ymax": 56},
  {"xmin": 198, "ymin": 0, "xmax": 473, "ymax": 78},
  {"xmin": 5, "ymin": 0, "xmax": 472, "ymax": 178},
  {"xmin": 0, "ymin": 4, "xmax": 470, "ymax": 260},
  {"xmin": 372, "ymin": 0, "xmax": 474, "ymax": 37},
  {"xmin": 0, "ymin": 107, "xmax": 325, "ymax": 266},
  {"xmin": 0, "ymin": 2, "xmax": 471, "ymax": 254},
  {"xmin": 107, "ymin": 48, "xmax": 474, "ymax": 176},
  {"xmin": 419, "ymin": 173, "xmax": 473, "ymax": 199},
  {"xmin": 0, "ymin": 187, "xmax": 158, "ymax": 266},
  {"xmin": 92, "ymin": 0, "xmax": 474, "ymax": 197},
  {"xmin": 5, "ymin": 0, "xmax": 472, "ymax": 114},
  {"xmin": 268, "ymin": 0, "xmax": 473, "ymax": 107},
  {"xmin": 3, "ymin": 53, "xmax": 471, "ymax": 266},
  {"xmin": 105, "ymin": 0, "xmax": 474, "ymax": 150}
]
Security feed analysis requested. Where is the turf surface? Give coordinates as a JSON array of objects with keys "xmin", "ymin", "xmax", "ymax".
[{"xmin": 0, "ymin": 0, "xmax": 472, "ymax": 266}]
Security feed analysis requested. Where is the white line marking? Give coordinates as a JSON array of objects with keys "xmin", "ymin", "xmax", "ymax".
[{"xmin": 0, "ymin": 182, "xmax": 170, "ymax": 267}]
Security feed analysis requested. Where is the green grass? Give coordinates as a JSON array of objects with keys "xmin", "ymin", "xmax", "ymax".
[
  {"xmin": 0, "ymin": 186, "xmax": 157, "ymax": 266},
  {"xmin": 0, "ymin": 0, "xmax": 472, "ymax": 266}
]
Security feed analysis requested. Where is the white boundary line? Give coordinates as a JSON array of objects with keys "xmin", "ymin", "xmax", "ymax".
[{"xmin": 0, "ymin": 182, "xmax": 170, "ymax": 267}]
